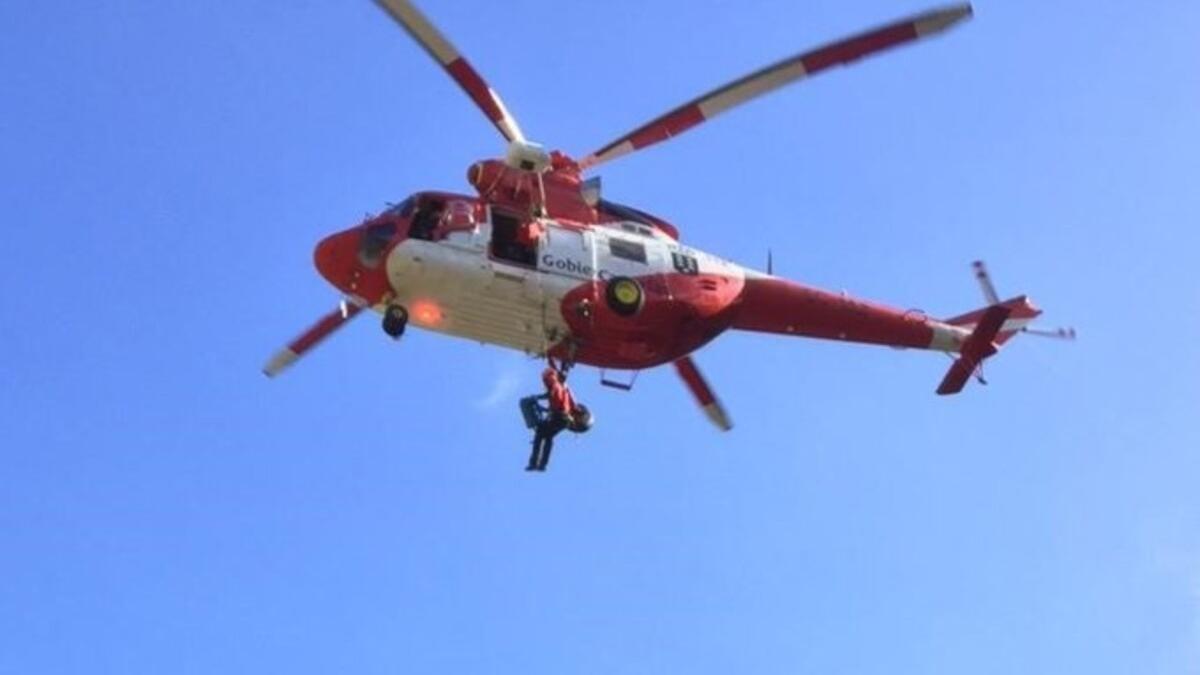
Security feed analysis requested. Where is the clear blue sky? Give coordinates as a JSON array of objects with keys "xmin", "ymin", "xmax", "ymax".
[{"xmin": 2, "ymin": 2, "xmax": 1198, "ymax": 673}]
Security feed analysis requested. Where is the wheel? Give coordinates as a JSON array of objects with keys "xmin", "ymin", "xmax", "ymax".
[
  {"xmin": 604, "ymin": 276, "xmax": 644, "ymax": 317},
  {"xmin": 382, "ymin": 304, "xmax": 408, "ymax": 338}
]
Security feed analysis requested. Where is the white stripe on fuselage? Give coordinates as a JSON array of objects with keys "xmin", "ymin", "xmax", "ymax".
[
  {"xmin": 928, "ymin": 317, "xmax": 1034, "ymax": 353},
  {"xmin": 381, "ymin": 215, "xmax": 746, "ymax": 356}
]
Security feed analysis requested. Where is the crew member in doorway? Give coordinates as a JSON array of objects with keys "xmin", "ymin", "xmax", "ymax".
[
  {"xmin": 513, "ymin": 218, "xmax": 542, "ymax": 266},
  {"xmin": 516, "ymin": 218, "xmax": 543, "ymax": 248},
  {"xmin": 526, "ymin": 361, "xmax": 575, "ymax": 472}
]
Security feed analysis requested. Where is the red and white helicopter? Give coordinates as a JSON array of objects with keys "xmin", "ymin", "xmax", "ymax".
[{"xmin": 264, "ymin": 0, "xmax": 1073, "ymax": 430}]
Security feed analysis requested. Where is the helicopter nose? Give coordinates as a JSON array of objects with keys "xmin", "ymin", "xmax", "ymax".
[
  {"xmin": 312, "ymin": 226, "xmax": 395, "ymax": 305},
  {"xmin": 313, "ymin": 229, "xmax": 356, "ymax": 291}
]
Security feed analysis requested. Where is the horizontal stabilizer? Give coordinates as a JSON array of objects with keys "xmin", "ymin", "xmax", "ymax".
[{"xmin": 936, "ymin": 304, "xmax": 1011, "ymax": 395}]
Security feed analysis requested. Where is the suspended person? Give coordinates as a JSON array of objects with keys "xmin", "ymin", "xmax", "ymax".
[{"xmin": 526, "ymin": 362, "xmax": 576, "ymax": 472}]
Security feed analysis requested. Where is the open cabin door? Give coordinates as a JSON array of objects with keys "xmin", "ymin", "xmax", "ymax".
[{"xmin": 482, "ymin": 208, "xmax": 589, "ymax": 355}]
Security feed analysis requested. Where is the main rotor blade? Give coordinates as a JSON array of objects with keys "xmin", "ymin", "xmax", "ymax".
[
  {"xmin": 579, "ymin": 4, "xmax": 972, "ymax": 170},
  {"xmin": 674, "ymin": 356, "xmax": 733, "ymax": 431},
  {"xmin": 263, "ymin": 303, "xmax": 363, "ymax": 378},
  {"xmin": 373, "ymin": 0, "xmax": 526, "ymax": 143}
]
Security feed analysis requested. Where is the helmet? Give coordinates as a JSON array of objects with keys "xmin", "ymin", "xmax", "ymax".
[{"xmin": 568, "ymin": 404, "xmax": 594, "ymax": 433}]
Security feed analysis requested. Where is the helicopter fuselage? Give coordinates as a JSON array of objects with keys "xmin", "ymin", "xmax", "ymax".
[{"xmin": 311, "ymin": 190, "xmax": 1014, "ymax": 372}]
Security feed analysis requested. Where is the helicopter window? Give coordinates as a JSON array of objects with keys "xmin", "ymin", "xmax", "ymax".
[
  {"xmin": 358, "ymin": 220, "xmax": 396, "ymax": 267},
  {"xmin": 608, "ymin": 237, "xmax": 647, "ymax": 264},
  {"xmin": 618, "ymin": 222, "xmax": 654, "ymax": 238},
  {"xmin": 386, "ymin": 196, "xmax": 416, "ymax": 217},
  {"xmin": 409, "ymin": 199, "xmax": 444, "ymax": 241}
]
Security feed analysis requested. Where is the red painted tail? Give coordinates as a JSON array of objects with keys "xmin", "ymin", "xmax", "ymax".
[
  {"xmin": 935, "ymin": 295, "xmax": 1041, "ymax": 395},
  {"xmin": 936, "ymin": 304, "xmax": 1011, "ymax": 395},
  {"xmin": 944, "ymin": 295, "xmax": 1041, "ymax": 346}
]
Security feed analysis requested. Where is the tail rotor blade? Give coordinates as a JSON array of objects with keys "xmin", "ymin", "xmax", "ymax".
[
  {"xmin": 1022, "ymin": 326, "xmax": 1077, "ymax": 340},
  {"xmin": 972, "ymin": 260, "xmax": 1000, "ymax": 306},
  {"xmin": 674, "ymin": 356, "xmax": 733, "ymax": 431},
  {"xmin": 263, "ymin": 303, "xmax": 363, "ymax": 378}
]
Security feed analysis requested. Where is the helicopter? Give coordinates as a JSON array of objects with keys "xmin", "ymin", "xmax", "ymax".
[{"xmin": 264, "ymin": 0, "xmax": 1073, "ymax": 431}]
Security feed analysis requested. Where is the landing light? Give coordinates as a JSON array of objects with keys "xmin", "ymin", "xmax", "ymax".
[{"xmin": 411, "ymin": 300, "xmax": 443, "ymax": 326}]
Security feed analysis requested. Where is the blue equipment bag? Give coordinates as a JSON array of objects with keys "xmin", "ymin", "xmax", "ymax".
[{"xmin": 519, "ymin": 395, "xmax": 546, "ymax": 429}]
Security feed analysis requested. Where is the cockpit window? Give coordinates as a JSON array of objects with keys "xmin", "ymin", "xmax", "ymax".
[
  {"xmin": 358, "ymin": 220, "xmax": 396, "ymax": 267},
  {"xmin": 385, "ymin": 196, "xmax": 416, "ymax": 217},
  {"xmin": 409, "ymin": 199, "xmax": 445, "ymax": 241}
]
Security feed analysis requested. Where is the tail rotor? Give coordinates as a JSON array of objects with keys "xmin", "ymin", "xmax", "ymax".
[
  {"xmin": 969, "ymin": 260, "xmax": 1075, "ymax": 341},
  {"xmin": 936, "ymin": 260, "xmax": 1075, "ymax": 394}
]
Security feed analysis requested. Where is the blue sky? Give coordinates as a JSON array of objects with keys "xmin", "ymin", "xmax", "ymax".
[{"xmin": 1, "ymin": 1, "xmax": 1198, "ymax": 673}]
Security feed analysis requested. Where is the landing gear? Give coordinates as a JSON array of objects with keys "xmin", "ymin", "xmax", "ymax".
[{"xmin": 382, "ymin": 304, "xmax": 408, "ymax": 339}]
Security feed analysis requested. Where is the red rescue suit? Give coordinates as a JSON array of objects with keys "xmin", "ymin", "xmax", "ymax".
[
  {"xmin": 527, "ymin": 367, "xmax": 575, "ymax": 471},
  {"xmin": 544, "ymin": 366, "xmax": 574, "ymax": 414}
]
